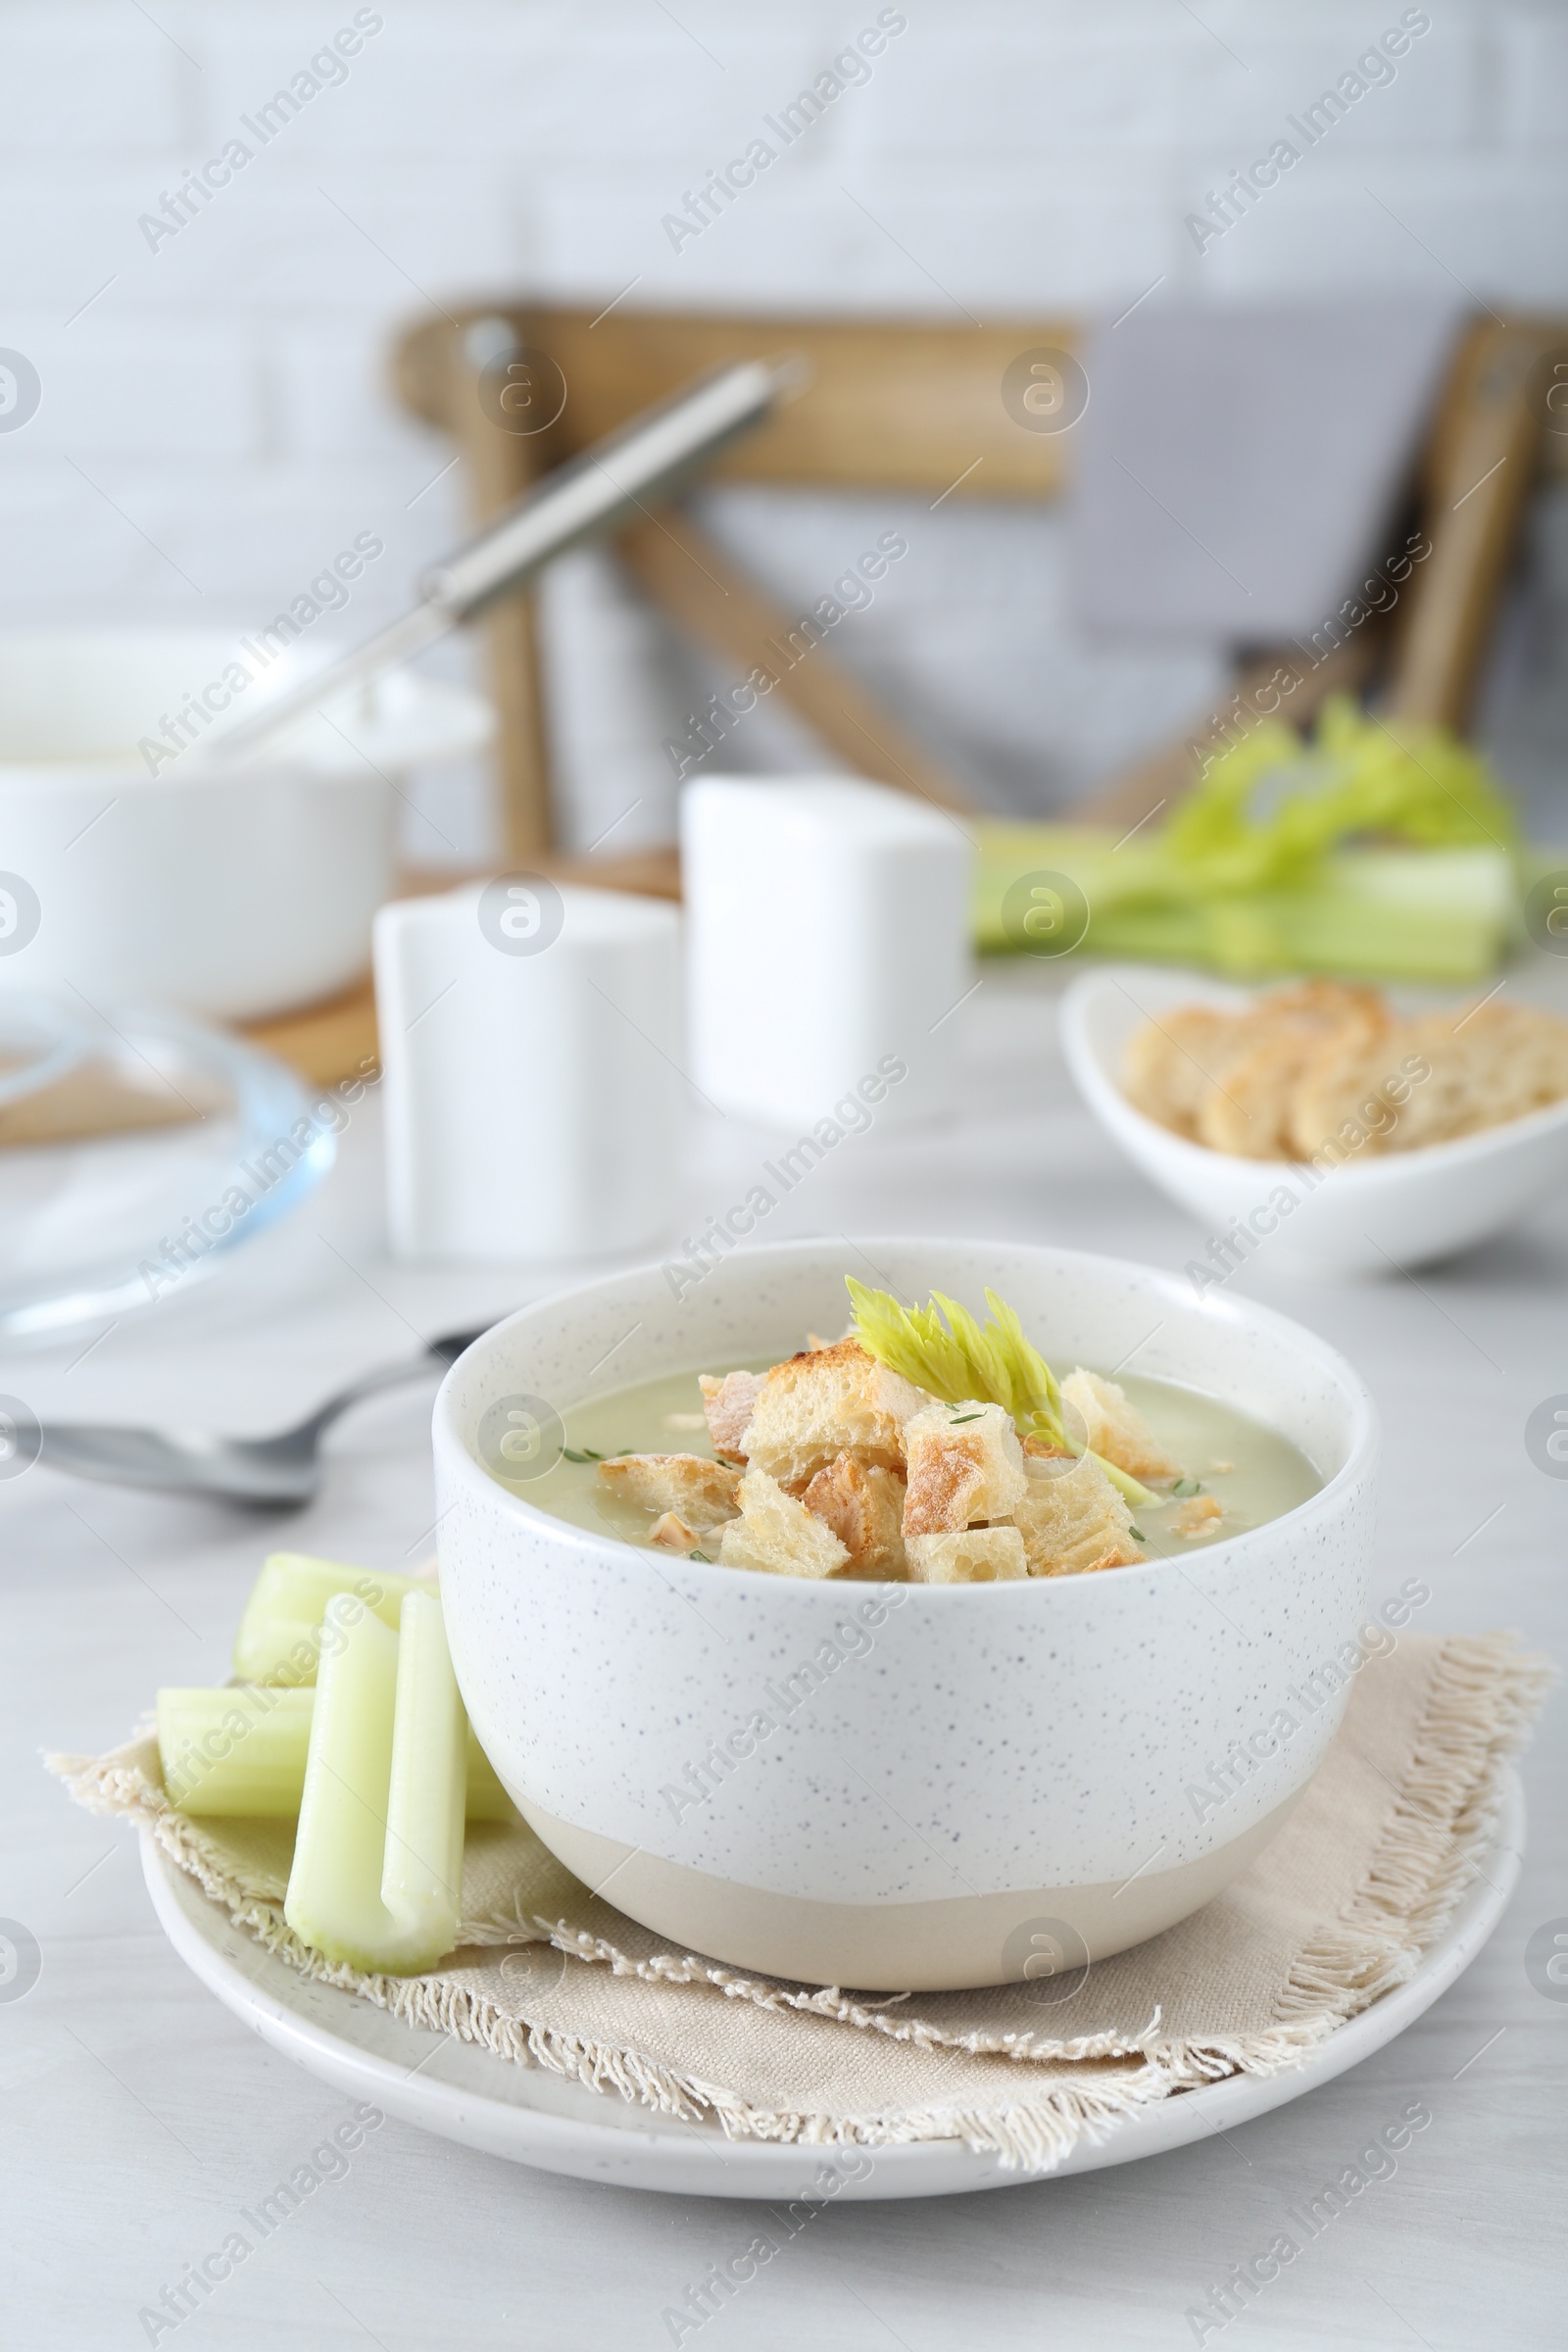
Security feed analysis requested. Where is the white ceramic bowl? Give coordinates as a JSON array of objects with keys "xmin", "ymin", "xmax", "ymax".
[
  {"xmin": 434, "ymin": 1237, "xmax": 1378, "ymax": 1991},
  {"xmin": 1061, "ymin": 964, "xmax": 1568, "ymax": 1280},
  {"xmin": 0, "ymin": 629, "xmax": 490, "ymax": 1020}
]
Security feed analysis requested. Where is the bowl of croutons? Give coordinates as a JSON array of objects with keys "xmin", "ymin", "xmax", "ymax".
[
  {"xmin": 433, "ymin": 1236, "xmax": 1377, "ymax": 1990},
  {"xmin": 1061, "ymin": 965, "xmax": 1568, "ymax": 1278}
]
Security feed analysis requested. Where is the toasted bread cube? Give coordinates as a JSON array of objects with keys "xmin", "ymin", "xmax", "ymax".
[
  {"xmin": 698, "ymin": 1369, "xmax": 765, "ymax": 1464},
  {"xmin": 1174, "ymin": 1493, "xmax": 1224, "ymax": 1538},
  {"xmin": 596, "ymin": 1453, "xmax": 741, "ymax": 1530},
  {"xmin": 717, "ymin": 1469, "xmax": 850, "ymax": 1580},
  {"xmin": 800, "ymin": 1453, "xmax": 907, "ymax": 1579},
  {"xmin": 1012, "ymin": 1452, "xmax": 1145, "ymax": 1577},
  {"xmin": 1059, "ymin": 1369, "xmax": 1181, "ymax": 1484},
  {"xmin": 741, "ymin": 1339, "xmax": 935, "ymax": 1489},
  {"xmin": 649, "ymin": 1511, "xmax": 700, "ymax": 1552},
  {"xmin": 906, "ymin": 1527, "xmax": 1028, "ymax": 1584},
  {"xmin": 902, "ymin": 1402, "xmax": 1027, "ymax": 1538}
]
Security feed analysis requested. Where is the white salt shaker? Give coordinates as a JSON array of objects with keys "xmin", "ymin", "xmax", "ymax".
[
  {"xmin": 681, "ymin": 775, "xmax": 974, "ymax": 1129},
  {"xmin": 373, "ymin": 879, "xmax": 682, "ymax": 1262}
]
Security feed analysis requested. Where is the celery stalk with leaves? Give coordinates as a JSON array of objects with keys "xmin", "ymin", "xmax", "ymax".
[
  {"xmin": 282, "ymin": 1590, "xmax": 466, "ymax": 1976},
  {"xmin": 846, "ymin": 1278, "xmax": 1155, "ymax": 1505},
  {"xmin": 974, "ymin": 698, "xmax": 1522, "ymax": 981}
]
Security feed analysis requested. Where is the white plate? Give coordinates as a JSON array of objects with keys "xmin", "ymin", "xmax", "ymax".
[
  {"xmin": 1059, "ymin": 964, "xmax": 1568, "ymax": 1276},
  {"xmin": 140, "ymin": 1772, "xmax": 1522, "ymax": 2201}
]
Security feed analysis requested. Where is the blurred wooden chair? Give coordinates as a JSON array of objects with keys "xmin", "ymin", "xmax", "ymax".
[
  {"xmin": 391, "ymin": 303, "xmax": 1565, "ymax": 866},
  {"xmin": 44, "ymin": 314, "xmax": 1557, "ymax": 1123}
]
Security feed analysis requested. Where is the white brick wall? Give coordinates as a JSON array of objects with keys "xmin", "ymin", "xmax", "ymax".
[{"xmin": 2, "ymin": 0, "xmax": 1565, "ymax": 858}]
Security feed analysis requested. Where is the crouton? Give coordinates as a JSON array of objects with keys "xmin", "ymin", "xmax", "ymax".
[
  {"xmin": 906, "ymin": 1527, "xmax": 1028, "ymax": 1584},
  {"xmin": 1291, "ymin": 1003, "xmax": 1568, "ymax": 1161},
  {"xmin": 1125, "ymin": 982, "xmax": 1387, "ymax": 1155},
  {"xmin": 596, "ymin": 1453, "xmax": 741, "ymax": 1530},
  {"xmin": 649, "ymin": 1511, "xmax": 699, "ymax": 1552},
  {"xmin": 800, "ymin": 1453, "xmax": 907, "ymax": 1578},
  {"xmin": 1195, "ymin": 984, "xmax": 1387, "ymax": 1159},
  {"xmin": 741, "ymin": 1338, "xmax": 936, "ymax": 1489},
  {"xmin": 902, "ymin": 1402, "xmax": 1028, "ymax": 1537},
  {"xmin": 1173, "ymin": 1493, "xmax": 1224, "ymax": 1539},
  {"xmin": 1122, "ymin": 1005, "xmax": 1240, "ymax": 1141},
  {"xmin": 717, "ymin": 1468, "xmax": 850, "ymax": 1580},
  {"xmin": 1125, "ymin": 981, "xmax": 1568, "ymax": 1164},
  {"xmin": 698, "ymin": 1369, "xmax": 765, "ymax": 1465},
  {"xmin": 1012, "ymin": 1452, "xmax": 1145, "ymax": 1576},
  {"xmin": 1286, "ymin": 1021, "xmax": 1434, "ymax": 1161},
  {"xmin": 1421, "ymin": 1003, "xmax": 1568, "ymax": 1135},
  {"xmin": 1059, "ymin": 1369, "xmax": 1181, "ymax": 1484}
]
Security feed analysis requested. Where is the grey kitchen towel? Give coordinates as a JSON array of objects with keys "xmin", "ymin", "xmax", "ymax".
[{"xmin": 1069, "ymin": 303, "xmax": 1462, "ymax": 642}]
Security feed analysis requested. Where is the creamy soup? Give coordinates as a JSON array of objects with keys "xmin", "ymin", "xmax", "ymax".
[{"xmin": 488, "ymin": 1361, "xmax": 1320, "ymax": 1563}]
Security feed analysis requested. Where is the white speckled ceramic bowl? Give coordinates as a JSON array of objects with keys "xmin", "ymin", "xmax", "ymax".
[
  {"xmin": 1061, "ymin": 965, "xmax": 1568, "ymax": 1277},
  {"xmin": 434, "ymin": 1238, "xmax": 1378, "ymax": 1990}
]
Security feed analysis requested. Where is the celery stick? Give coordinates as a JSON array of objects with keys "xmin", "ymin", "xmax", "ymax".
[
  {"xmin": 283, "ymin": 1592, "xmax": 466, "ymax": 1975},
  {"xmin": 156, "ymin": 1686, "xmax": 514, "ymax": 1821},
  {"xmin": 232, "ymin": 1552, "xmax": 424, "ymax": 1687},
  {"xmin": 158, "ymin": 1686, "xmax": 315, "ymax": 1813},
  {"xmin": 381, "ymin": 1591, "xmax": 468, "ymax": 1962},
  {"xmin": 285, "ymin": 1597, "xmax": 404, "ymax": 1967},
  {"xmin": 464, "ymin": 1726, "xmax": 515, "ymax": 1821},
  {"xmin": 1088, "ymin": 1453, "xmax": 1155, "ymax": 1509}
]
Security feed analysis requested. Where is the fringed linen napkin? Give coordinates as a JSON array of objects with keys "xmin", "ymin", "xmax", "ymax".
[{"xmin": 52, "ymin": 1633, "xmax": 1548, "ymax": 2176}]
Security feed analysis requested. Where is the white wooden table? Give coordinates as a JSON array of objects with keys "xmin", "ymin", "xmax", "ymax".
[{"xmin": 3, "ymin": 963, "xmax": 1563, "ymax": 2350}]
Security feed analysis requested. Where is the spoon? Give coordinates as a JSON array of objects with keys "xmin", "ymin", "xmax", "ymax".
[
  {"xmin": 36, "ymin": 1324, "xmax": 491, "ymax": 1505},
  {"xmin": 205, "ymin": 357, "xmax": 800, "ymax": 773}
]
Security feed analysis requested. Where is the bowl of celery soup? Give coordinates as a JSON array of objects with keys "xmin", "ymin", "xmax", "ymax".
[{"xmin": 433, "ymin": 1238, "xmax": 1377, "ymax": 1990}]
